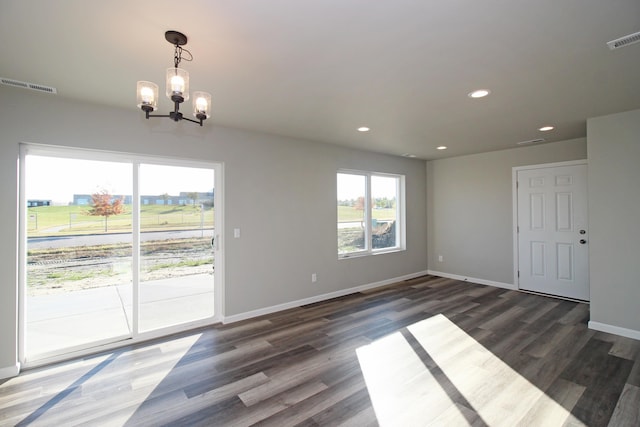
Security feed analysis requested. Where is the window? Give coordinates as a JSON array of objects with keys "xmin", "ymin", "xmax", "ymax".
[{"xmin": 337, "ymin": 170, "xmax": 405, "ymax": 257}]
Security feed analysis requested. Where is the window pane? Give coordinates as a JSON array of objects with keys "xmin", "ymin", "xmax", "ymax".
[
  {"xmin": 372, "ymin": 175, "xmax": 398, "ymax": 250},
  {"xmin": 25, "ymin": 155, "xmax": 133, "ymax": 358},
  {"xmin": 139, "ymin": 164, "xmax": 215, "ymax": 332},
  {"xmin": 337, "ymin": 173, "xmax": 366, "ymax": 254}
]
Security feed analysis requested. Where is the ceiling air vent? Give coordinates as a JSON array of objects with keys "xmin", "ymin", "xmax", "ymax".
[
  {"xmin": 1, "ymin": 77, "xmax": 57, "ymax": 94},
  {"xmin": 517, "ymin": 138, "xmax": 545, "ymax": 146},
  {"xmin": 607, "ymin": 31, "xmax": 640, "ymax": 50}
]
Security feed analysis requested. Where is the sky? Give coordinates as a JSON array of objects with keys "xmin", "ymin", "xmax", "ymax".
[
  {"xmin": 26, "ymin": 155, "xmax": 214, "ymax": 204},
  {"xmin": 27, "ymin": 155, "xmax": 394, "ymax": 204},
  {"xmin": 337, "ymin": 173, "xmax": 398, "ymax": 201}
]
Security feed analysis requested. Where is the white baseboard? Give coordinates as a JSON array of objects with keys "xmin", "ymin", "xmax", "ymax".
[
  {"xmin": 0, "ymin": 362, "xmax": 20, "ymax": 380},
  {"xmin": 222, "ymin": 270, "xmax": 430, "ymax": 324},
  {"xmin": 427, "ymin": 270, "xmax": 516, "ymax": 290},
  {"xmin": 588, "ymin": 321, "xmax": 640, "ymax": 341}
]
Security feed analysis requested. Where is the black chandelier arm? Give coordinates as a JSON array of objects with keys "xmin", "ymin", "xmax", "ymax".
[
  {"xmin": 141, "ymin": 110, "xmax": 205, "ymax": 126},
  {"xmin": 145, "ymin": 113, "xmax": 172, "ymax": 119},
  {"xmin": 181, "ymin": 116, "xmax": 204, "ymax": 126}
]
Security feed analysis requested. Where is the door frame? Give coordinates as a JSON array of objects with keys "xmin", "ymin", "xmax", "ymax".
[
  {"xmin": 18, "ymin": 143, "xmax": 225, "ymax": 368},
  {"xmin": 512, "ymin": 159, "xmax": 588, "ymax": 295}
]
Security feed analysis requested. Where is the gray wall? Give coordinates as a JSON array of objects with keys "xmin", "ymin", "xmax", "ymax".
[
  {"xmin": 587, "ymin": 108, "xmax": 640, "ymax": 334},
  {"xmin": 0, "ymin": 87, "xmax": 428, "ymax": 373},
  {"xmin": 426, "ymin": 139, "xmax": 587, "ymax": 285}
]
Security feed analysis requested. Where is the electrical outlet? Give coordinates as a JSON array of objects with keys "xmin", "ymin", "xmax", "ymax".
[{"xmin": 311, "ymin": 273, "xmax": 317, "ymax": 283}]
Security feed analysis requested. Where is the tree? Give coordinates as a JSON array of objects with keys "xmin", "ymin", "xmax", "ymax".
[
  {"xmin": 187, "ymin": 192, "xmax": 199, "ymax": 206},
  {"xmin": 87, "ymin": 190, "xmax": 125, "ymax": 232},
  {"xmin": 354, "ymin": 196, "xmax": 365, "ymax": 211}
]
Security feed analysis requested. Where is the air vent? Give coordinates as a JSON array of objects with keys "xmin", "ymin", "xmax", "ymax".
[
  {"xmin": 607, "ymin": 31, "xmax": 640, "ymax": 50},
  {"xmin": 1, "ymin": 77, "xmax": 57, "ymax": 94},
  {"xmin": 517, "ymin": 138, "xmax": 545, "ymax": 146}
]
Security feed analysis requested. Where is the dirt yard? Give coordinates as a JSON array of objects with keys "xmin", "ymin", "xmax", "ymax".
[{"xmin": 27, "ymin": 237, "xmax": 213, "ymax": 296}]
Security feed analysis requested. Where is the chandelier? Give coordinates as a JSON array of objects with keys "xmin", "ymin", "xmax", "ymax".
[{"xmin": 136, "ymin": 31, "xmax": 212, "ymax": 126}]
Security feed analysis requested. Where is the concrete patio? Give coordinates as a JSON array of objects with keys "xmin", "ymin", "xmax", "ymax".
[{"xmin": 26, "ymin": 274, "xmax": 215, "ymax": 358}]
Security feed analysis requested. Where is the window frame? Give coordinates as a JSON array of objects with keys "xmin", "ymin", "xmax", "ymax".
[{"xmin": 337, "ymin": 169, "xmax": 406, "ymax": 259}]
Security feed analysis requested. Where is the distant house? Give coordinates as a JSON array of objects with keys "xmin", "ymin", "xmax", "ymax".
[
  {"xmin": 179, "ymin": 191, "xmax": 214, "ymax": 206},
  {"xmin": 73, "ymin": 191, "xmax": 213, "ymax": 206},
  {"xmin": 27, "ymin": 200, "xmax": 51, "ymax": 207},
  {"xmin": 73, "ymin": 194, "xmax": 133, "ymax": 206},
  {"xmin": 140, "ymin": 195, "xmax": 188, "ymax": 206}
]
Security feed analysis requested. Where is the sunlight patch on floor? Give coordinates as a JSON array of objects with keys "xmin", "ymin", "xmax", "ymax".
[
  {"xmin": 3, "ymin": 333, "xmax": 202, "ymax": 426},
  {"xmin": 357, "ymin": 314, "xmax": 586, "ymax": 426},
  {"xmin": 356, "ymin": 329, "xmax": 471, "ymax": 426}
]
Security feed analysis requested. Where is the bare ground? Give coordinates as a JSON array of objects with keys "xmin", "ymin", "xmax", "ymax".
[{"xmin": 27, "ymin": 238, "xmax": 213, "ymax": 296}]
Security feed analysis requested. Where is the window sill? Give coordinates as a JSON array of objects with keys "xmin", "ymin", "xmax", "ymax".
[{"xmin": 338, "ymin": 247, "xmax": 405, "ymax": 260}]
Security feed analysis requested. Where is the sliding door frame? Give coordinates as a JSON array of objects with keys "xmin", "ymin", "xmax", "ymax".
[{"xmin": 18, "ymin": 143, "xmax": 225, "ymax": 368}]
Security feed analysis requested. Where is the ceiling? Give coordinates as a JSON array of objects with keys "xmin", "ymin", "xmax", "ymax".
[{"xmin": 1, "ymin": 1, "xmax": 639, "ymax": 159}]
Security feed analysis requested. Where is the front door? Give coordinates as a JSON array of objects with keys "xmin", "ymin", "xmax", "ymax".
[{"xmin": 516, "ymin": 162, "xmax": 589, "ymax": 300}]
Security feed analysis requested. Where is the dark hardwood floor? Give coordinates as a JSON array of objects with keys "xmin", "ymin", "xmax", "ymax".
[{"xmin": 1, "ymin": 275, "xmax": 639, "ymax": 426}]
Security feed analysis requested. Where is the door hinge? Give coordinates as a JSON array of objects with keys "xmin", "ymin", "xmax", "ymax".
[
  {"xmin": 517, "ymin": 270, "xmax": 520, "ymax": 278},
  {"xmin": 517, "ymin": 226, "xmax": 519, "ymax": 233}
]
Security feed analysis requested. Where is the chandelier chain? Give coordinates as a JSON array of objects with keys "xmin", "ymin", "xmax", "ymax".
[{"xmin": 173, "ymin": 45, "xmax": 193, "ymax": 68}]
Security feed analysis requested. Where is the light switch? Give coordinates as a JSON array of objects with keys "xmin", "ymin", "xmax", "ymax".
[{"xmin": 234, "ymin": 228, "xmax": 241, "ymax": 238}]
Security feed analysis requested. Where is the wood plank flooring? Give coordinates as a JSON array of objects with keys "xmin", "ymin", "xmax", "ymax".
[{"xmin": 1, "ymin": 275, "xmax": 639, "ymax": 426}]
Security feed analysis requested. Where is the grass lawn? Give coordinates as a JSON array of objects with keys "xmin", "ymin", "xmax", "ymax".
[
  {"xmin": 337, "ymin": 206, "xmax": 396, "ymax": 222},
  {"xmin": 27, "ymin": 204, "xmax": 214, "ymax": 236}
]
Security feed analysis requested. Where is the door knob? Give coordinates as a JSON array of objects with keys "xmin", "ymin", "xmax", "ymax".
[
  {"xmin": 580, "ymin": 239, "xmax": 587, "ymax": 244},
  {"xmin": 579, "ymin": 230, "xmax": 586, "ymax": 235}
]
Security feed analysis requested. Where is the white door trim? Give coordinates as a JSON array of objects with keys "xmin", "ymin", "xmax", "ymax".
[{"xmin": 512, "ymin": 159, "xmax": 588, "ymax": 293}]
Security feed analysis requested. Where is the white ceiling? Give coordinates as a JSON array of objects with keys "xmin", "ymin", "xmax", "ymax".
[{"xmin": 1, "ymin": 0, "xmax": 639, "ymax": 159}]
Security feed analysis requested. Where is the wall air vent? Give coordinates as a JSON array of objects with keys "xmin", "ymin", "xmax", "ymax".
[
  {"xmin": 517, "ymin": 138, "xmax": 545, "ymax": 146},
  {"xmin": 607, "ymin": 31, "xmax": 640, "ymax": 50},
  {"xmin": 1, "ymin": 77, "xmax": 57, "ymax": 94}
]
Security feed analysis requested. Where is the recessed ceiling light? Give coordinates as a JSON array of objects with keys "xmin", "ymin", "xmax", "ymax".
[
  {"xmin": 437, "ymin": 146, "xmax": 447, "ymax": 150},
  {"xmin": 538, "ymin": 126, "xmax": 554, "ymax": 132},
  {"xmin": 403, "ymin": 153, "xmax": 417, "ymax": 158},
  {"xmin": 468, "ymin": 89, "xmax": 490, "ymax": 99},
  {"xmin": 357, "ymin": 127, "xmax": 370, "ymax": 132}
]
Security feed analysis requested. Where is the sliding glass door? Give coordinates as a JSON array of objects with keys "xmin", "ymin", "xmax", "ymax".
[
  {"xmin": 20, "ymin": 146, "xmax": 221, "ymax": 364},
  {"xmin": 138, "ymin": 164, "xmax": 215, "ymax": 332}
]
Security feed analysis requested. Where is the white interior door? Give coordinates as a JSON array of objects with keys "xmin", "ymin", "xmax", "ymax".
[{"xmin": 516, "ymin": 163, "xmax": 589, "ymax": 300}]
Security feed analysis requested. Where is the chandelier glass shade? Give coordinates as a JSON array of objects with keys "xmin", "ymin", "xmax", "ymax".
[
  {"xmin": 137, "ymin": 31, "xmax": 211, "ymax": 126},
  {"xmin": 166, "ymin": 67, "xmax": 189, "ymax": 101}
]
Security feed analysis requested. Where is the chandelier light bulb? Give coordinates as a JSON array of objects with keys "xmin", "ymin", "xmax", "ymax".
[
  {"xmin": 192, "ymin": 91, "xmax": 212, "ymax": 119},
  {"xmin": 136, "ymin": 81, "xmax": 158, "ymax": 110},
  {"xmin": 170, "ymin": 75, "xmax": 185, "ymax": 94},
  {"xmin": 165, "ymin": 67, "xmax": 189, "ymax": 101},
  {"xmin": 140, "ymin": 87, "xmax": 155, "ymax": 104},
  {"xmin": 195, "ymin": 97, "xmax": 207, "ymax": 113}
]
